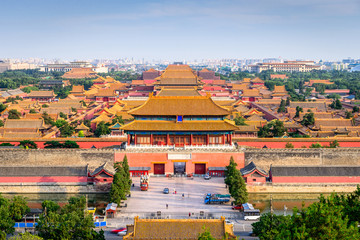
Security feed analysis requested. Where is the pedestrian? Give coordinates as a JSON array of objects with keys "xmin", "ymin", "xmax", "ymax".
[
  {"xmin": 182, "ymin": 193, "xmax": 184, "ymax": 198},
  {"xmin": 166, "ymin": 204, "xmax": 168, "ymax": 209},
  {"xmin": 189, "ymin": 212, "xmax": 191, "ymax": 218},
  {"xmin": 132, "ymin": 183, "xmax": 135, "ymax": 187}
]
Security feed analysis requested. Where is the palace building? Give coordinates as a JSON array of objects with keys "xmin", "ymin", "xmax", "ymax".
[
  {"xmin": 121, "ymin": 93, "xmax": 238, "ymax": 147},
  {"xmin": 154, "ymin": 64, "xmax": 204, "ymax": 90}
]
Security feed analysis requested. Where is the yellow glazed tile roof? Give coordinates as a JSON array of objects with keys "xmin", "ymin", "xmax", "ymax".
[
  {"xmin": 124, "ymin": 217, "xmax": 235, "ymax": 240},
  {"xmin": 121, "ymin": 120, "xmax": 238, "ymax": 131},
  {"xmin": 128, "ymin": 95, "xmax": 230, "ymax": 116}
]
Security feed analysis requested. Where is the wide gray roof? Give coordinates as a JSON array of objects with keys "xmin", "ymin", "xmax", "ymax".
[
  {"xmin": 0, "ymin": 166, "xmax": 88, "ymax": 177},
  {"xmin": 271, "ymin": 166, "xmax": 360, "ymax": 176}
]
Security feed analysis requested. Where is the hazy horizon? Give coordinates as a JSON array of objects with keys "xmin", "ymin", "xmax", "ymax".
[{"xmin": 1, "ymin": 0, "xmax": 359, "ymax": 61}]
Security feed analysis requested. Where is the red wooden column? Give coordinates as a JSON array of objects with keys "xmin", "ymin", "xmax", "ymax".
[
  {"xmin": 134, "ymin": 134, "xmax": 137, "ymax": 145},
  {"xmin": 206, "ymin": 134, "xmax": 209, "ymax": 145},
  {"xmin": 127, "ymin": 134, "xmax": 131, "ymax": 145},
  {"xmin": 190, "ymin": 134, "xmax": 193, "ymax": 146},
  {"xmin": 167, "ymin": 134, "xmax": 170, "ymax": 146},
  {"xmin": 150, "ymin": 134, "xmax": 153, "ymax": 145},
  {"xmin": 222, "ymin": 134, "xmax": 225, "ymax": 145},
  {"xmin": 229, "ymin": 134, "xmax": 232, "ymax": 144}
]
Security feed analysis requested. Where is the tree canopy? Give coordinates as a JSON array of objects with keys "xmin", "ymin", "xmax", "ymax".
[
  {"xmin": 225, "ymin": 156, "xmax": 248, "ymax": 205},
  {"xmin": 252, "ymin": 189, "xmax": 360, "ymax": 240}
]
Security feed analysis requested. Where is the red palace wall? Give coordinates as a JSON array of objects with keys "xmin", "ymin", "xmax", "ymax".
[
  {"xmin": 272, "ymin": 176, "xmax": 360, "ymax": 183},
  {"xmin": 0, "ymin": 176, "xmax": 88, "ymax": 183},
  {"xmin": 237, "ymin": 141, "xmax": 360, "ymax": 148},
  {"xmin": 3, "ymin": 141, "xmax": 122, "ymax": 149},
  {"xmin": 114, "ymin": 152, "xmax": 244, "ymax": 175}
]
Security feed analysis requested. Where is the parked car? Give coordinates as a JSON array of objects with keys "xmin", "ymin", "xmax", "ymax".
[
  {"xmin": 225, "ymin": 220, "xmax": 234, "ymax": 225},
  {"xmin": 163, "ymin": 188, "xmax": 169, "ymax": 194},
  {"xmin": 111, "ymin": 227, "xmax": 126, "ymax": 234},
  {"xmin": 204, "ymin": 174, "xmax": 211, "ymax": 180},
  {"xmin": 232, "ymin": 205, "xmax": 243, "ymax": 210},
  {"xmin": 117, "ymin": 229, "xmax": 127, "ymax": 236}
]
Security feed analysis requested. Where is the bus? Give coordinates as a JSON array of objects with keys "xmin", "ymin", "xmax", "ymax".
[{"xmin": 244, "ymin": 209, "xmax": 260, "ymax": 221}]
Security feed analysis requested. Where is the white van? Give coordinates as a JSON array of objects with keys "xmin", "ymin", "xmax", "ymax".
[{"xmin": 244, "ymin": 209, "xmax": 260, "ymax": 221}]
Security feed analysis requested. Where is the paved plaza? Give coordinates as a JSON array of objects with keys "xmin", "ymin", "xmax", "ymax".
[{"xmin": 123, "ymin": 176, "xmax": 236, "ymax": 215}]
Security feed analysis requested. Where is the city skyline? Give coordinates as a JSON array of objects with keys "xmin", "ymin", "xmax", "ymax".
[{"xmin": 1, "ymin": 0, "xmax": 359, "ymax": 60}]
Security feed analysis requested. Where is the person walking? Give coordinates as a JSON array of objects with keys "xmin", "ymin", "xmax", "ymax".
[
  {"xmin": 166, "ymin": 204, "xmax": 168, "ymax": 209},
  {"xmin": 189, "ymin": 212, "xmax": 191, "ymax": 218}
]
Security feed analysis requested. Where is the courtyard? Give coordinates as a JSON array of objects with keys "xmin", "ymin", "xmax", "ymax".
[{"xmin": 121, "ymin": 176, "xmax": 237, "ymax": 217}]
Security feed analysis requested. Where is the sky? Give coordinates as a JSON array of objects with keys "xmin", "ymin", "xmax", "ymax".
[{"xmin": 1, "ymin": 0, "xmax": 359, "ymax": 61}]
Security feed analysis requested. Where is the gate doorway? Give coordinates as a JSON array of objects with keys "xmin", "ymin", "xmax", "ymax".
[
  {"xmin": 154, "ymin": 164, "xmax": 165, "ymax": 175},
  {"xmin": 194, "ymin": 164, "xmax": 206, "ymax": 175},
  {"xmin": 174, "ymin": 162, "xmax": 186, "ymax": 175}
]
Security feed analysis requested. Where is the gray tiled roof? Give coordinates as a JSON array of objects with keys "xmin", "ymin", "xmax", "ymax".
[
  {"xmin": 0, "ymin": 166, "xmax": 88, "ymax": 177},
  {"xmin": 271, "ymin": 166, "xmax": 360, "ymax": 176},
  {"xmin": 240, "ymin": 162, "xmax": 267, "ymax": 176}
]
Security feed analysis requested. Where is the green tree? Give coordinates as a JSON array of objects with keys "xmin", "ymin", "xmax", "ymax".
[
  {"xmin": 112, "ymin": 115, "xmax": 124, "ymax": 125},
  {"xmin": 329, "ymin": 140, "xmax": 340, "ymax": 148},
  {"xmin": 345, "ymin": 111, "xmax": 353, "ymax": 119},
  {"xmin": 252, "ymin": 213, "xmax": 290, "ymax": 240},
  {"xmin": 44, "ymin": 141, "xmax": 63, "ymax": 149},
  {"xmin": 285, "ymin": 97, "xmax": 290, "ymax": 106},
  {"xmin": 36, "ymin": 196, "xmax": 104, "ymax": 240},
  {"xmin": 18, "ymin": 140, "xmax": 37, "ymax": 149},
  {"xmin": 59, "ymin": 123, "xmax": 74, "ymax": 137},
  {"xmin": 59, "ymin": 112, "xmax": 68, "ymax": 119},
  {"xmin": 41, "ymin": 200, "xmax": 60, "ymax": 214},
  {"xmin": 0, "ymin": 194, "xmax": 15, "ymax": 237},
  {"xmin": 0, "ymin": 143, "xmax": 14, "ymax": 146},
  {"xmin": 230, "ymin": 173, "xmax": 248, "ymax": 205},
  {"xmin": 29, "ymin": 109, "xmax": 36, "ymax": 114},
  {"xmin": 53, "ymin": 119, "xmax": 67, "ymax": 128},
  {"xmin": 8, "ymin": 109, "xmax": 21, "ymax": 119},
  {"xmin": 9, "ymin": 196, "xmax": 29, "ymax": 221},
  {"xmin": 294, "ymin": 106, "xmax": 303, "ymax": 118},
  {"xmin": 301, "ymin": 112, "xmax": 315, "ymax": 126},
  {"xmin": 109, "ymin": 169, "xmax": 126, "ymax": 204},
  {"xmin": 9, "ymin": 232, "xmax": 43, "ymax": 240},
  {"xmin": 0, "ymin": 103, "xmax": 7, "ymax": 113},
  {"xmin": 310, "ymin": 142, "xmax": 323, "ymax": 148},
  {"xmin": 352, "ymin": 106, "xmax": 359, "ymax": 113},
  {"xmin": 22, "ymin": 86, "xmax": 39, "ymax": 94},
  {"xmin": 225, "ymin": 157, "xmax": 248, "ymax": 205},
  {"xmin": 277, "ymin": 99, "xmax": 286, "ymax": 113},
  {"xmin": 62, "ymin": 140, "xmax": 79, "ymax": 148},
  {"xmin": 258, "ymin": 120, "xmax": 286, "ymax": 138},
  {"xmin": 198, "ymin": 227, "xmax": 216, "ymax": 240},
  {"xmin": 122, "ymin": 155, "xmax": 132, "ymax": 194},
  {"xmin": 94, "ymin": 121, "xmax": 111, "ymax": 137},
  {"xmin": 279, "ymin": 195, "xmax": 360, "ymax": 239},
  {"xmin": 78, "ymin": 130, "xmax": 85, "ymax": 137},
  {"xmin": 329, "ymin": 99, "xmax": 342, "ymax": 109},
  {"xmin": 41, "ymin": 104, "xmax": 49, "ymax": 108},
  {"xmin": 0, "ymin": 120, "xmax": 3, "ymax": 127},
  {"xmin": 42, "ymin": 112, "xmax": 54, "ymax": 125},
  {"xmin": 285, "ymin": 142, "xmax": 294, "ymax": 148},
  {"xmin": 234, "ymin": 115, "xmax": 247, "ymax": 126}
]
